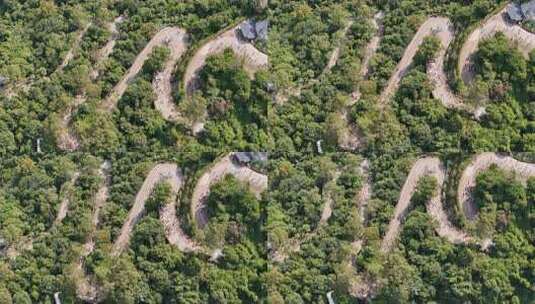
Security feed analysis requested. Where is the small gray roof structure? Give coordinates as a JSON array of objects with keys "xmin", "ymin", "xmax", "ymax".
[
  {"xmin": 507, "ymin": 2, "xmax": 524, "ymax": 22},
  {"xmin": 239, "ymin": 20, "xmax": 257, "ymax": 40},
  {"xmin": 255, "ymin": 20, "xmax": 269, "ymax": 41},
  {"xmin": 521, "ymin": 0, "xmax": 535, "ymax": 21},
  {"xmin": 233, "ymin": 152, "xmax": 268, "ymax": 164}
]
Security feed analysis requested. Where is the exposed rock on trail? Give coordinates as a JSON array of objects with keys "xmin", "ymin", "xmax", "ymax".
[
  {"xmin": 191, "ymin": 154, "xmax": 268, "ymax": 229},
  {"xmin": 183, "ymin": 23, "xmax": 268, "ymax": 95}
]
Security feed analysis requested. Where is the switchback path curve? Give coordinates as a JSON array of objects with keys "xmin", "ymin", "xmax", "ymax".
[
  {"xmin": 183, "ymin": 23, "xmax": 268, "ymax": 95},
  {"xmin": 351, "ymin": 153, "xmax": 533, "ymax": 299},
  {"xmin": 459, "ymin": 6, "xmax": 535, "ymax": 84},
  {"xmin": 111, "ymin": 153, "xmax": 268, "ymax": 256},
  {"xmin": 379, "ymin": 17, "xmax": 464, "ymax": 111},
  {"xmin": 101, "ymin": 27, "xmax": 188, "ymax": 115},
  {"xmin": 380, "ymin": 157, "xmax": 473, "ymax": 253},
  {"xmin": 457, "ymin": 152, "xmax": 535, "ymax": 221},
  {"xmin": 111, "ymin": 163, "xmax": 199, "ymax": 255},
  {"xmin": 57, "ymin": 17, "xmax": 125, "ymax": 151},
  {"xmin": 191, "ymin": 154, "xmax": 268, "ymax": 229}
]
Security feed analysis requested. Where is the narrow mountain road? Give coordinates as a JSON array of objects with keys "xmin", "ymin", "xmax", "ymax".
[
  {"xmin": 459, "ymin": 6, "xmax": 535, "ymax": 84},
  {"xmin": 191, "ymin": 154, "xmax": 268, "ymax": 229},
  {"xmin": 457, "ymin": 152, "xmax": 535, "ymax": 221},
  {"xmin": 151, "ymin": 30, "xmax": 189, "ymax": 122},
  {"xmin": 183, "ymin": 23, "xmax": 268, "ymax": 95}
]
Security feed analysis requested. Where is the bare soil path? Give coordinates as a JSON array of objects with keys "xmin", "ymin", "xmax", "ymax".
[
  {"xmin": 151, "ymin": 30, "xmax": 188, "ymax": 122},
  {"xmin": 275, "ymin": 18, "xmax": 355, "ymax": 105},
  {"xmin": 357, "ymin": 159, "xmax": 371, "ymax": 223},
  {"xmin": 191, "ymin": 154, "xmax": 268, "ymax": 229},
  {"xmin": 55, "ymin": 22, "xmax": 92, "ymax": 74},
  {"xmin": 270, "ymin": 171, "xmax": 340, "ymax": 263},
  {"xmin": 183, "ymin": 24, "xmax": 268, "ymax": 95}
]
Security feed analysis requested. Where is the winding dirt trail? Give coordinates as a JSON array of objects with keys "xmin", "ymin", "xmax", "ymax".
[
  {"xmin": 191, "ymin": 154, "xmax": 268, "ymax": 229},
  {"xmin": 90, "ymin": 16, "xmax": 124, "ymax": 79},
  {"xmin": 183, "ymin": 24, "xmax": 268, "ymax": 95},
  {"xmin": 359, "ymin": 12, "xmax": 384, "ymax": 80},
  {"xmin": 459, "ymin": 6, "xmax": 535, "ymax": 84},
  {"xmin": 55, "ymin": 22, "xmax": 92, "ymax": 74},
  {"xmin": 57, "ymin": 17, "xmax": 124, "ymax": 151},
  {"xmin": 111, "ymin": 163, "xmax": 199, "ymax": 255},
  {"xmin": 339, "ymin": 12, "xmax": 384, "ymax": 150},
  {"xmin": 76, "ymin": 161, "xmax": 111, "ymax": 302},
  {"xmin": 102, "ymin": 27, "xmax": 188, "ymax": 113},
  {"xmin": 6, "ymin": 170, "xmax": 80, "ymax": 259},
  {"xmin": 379, "ymin": 17, "xmax": 457, "ymax": 105},
  {"xmin": 323, "ymin": 21, "xmax": 354, "ymax": 75},
  {"xmin": 357, "ymin": 159, "xmax": 371, "ymax": 223},
  {"xmin": 457, "ymin": 152, "xmax": 535, "ymax": 221},
  {"xmin": 151, "ymin": 30, "xmax": 189, "ymax": 122},
  {"xmin": 274, "ymin": 18, "xmax": 355, "ymax": 105},
  {"xmin": 351, "ymin": 153, "xmax": 533, "ymax": 299},
  {"xmin": 270, "ymin": 171, "xmax": 340, "ymax": 263},
  {"xmin": 380, "ymin": 157, "xmax": 472, "ymax": 252},
  {"xmin": 54, "ymin": 172, "xmax": 80, "ymax": 225}
]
